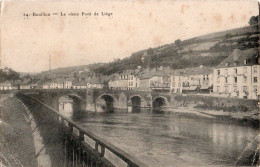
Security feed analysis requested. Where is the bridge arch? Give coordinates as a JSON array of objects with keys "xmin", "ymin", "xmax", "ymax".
[
  {"xmin": 96, "ymin": 94, "xmax": 117, "ymax": 112},
  {"xmin": 59, "ymin": 94, "xmax": 86, "ymax": 112},
  {"xmin": 128, "ymin": 94, "xmax": 146, "ymax": 108},
  {"xmin": 152, "ymin": 96, "xmax": 169, "ymax": 108}
]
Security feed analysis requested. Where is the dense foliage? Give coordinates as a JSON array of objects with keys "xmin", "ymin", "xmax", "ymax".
[
  {"xmin": 91, "ymin": 25, "xmax": 258, "ymax": 75},
  {"xmin": 0, "ymin": 68, "xmax": 20, "ymax": 82}
]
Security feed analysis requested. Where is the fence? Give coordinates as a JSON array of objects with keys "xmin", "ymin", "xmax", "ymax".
[{"xmin": 17, "ymin": 93, "xmax": 148, "ymax": 167}]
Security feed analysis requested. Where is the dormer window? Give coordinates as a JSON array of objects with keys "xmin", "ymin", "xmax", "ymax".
[{"xmin": 244, "ymin": 59, "xmax": 249, "ymax": 65}]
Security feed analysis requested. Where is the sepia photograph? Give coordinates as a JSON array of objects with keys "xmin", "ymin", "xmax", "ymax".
[{"xmin": 0, "ymin": 0, "xmax": 259, "ymax": 166}]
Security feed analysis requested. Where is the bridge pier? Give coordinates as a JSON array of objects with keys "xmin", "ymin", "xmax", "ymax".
[
  {"xmin": 114, "ymin": 93, "xmax": 128, "ymax": 110},
  {"xmin": 86, "ymin": 94, "xmax": 96, "ymax": 111}
]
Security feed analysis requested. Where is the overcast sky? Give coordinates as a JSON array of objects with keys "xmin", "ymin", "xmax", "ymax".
[{"xmin": 1, "ymin": 0, "xmax": 258, "ymax": 72}]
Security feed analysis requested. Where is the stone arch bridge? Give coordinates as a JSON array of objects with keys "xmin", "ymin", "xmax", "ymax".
[{"xmin": 19, "ymin": 89, "xmax": 174, "ymax": 111}]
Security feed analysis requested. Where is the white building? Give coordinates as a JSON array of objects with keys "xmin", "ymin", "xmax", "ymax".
[
  {"xmin": 0, "ymin": 81, "xmax": 18, "ymax": 90},
  {"xmin": 171, "ymin": 70, "xmax": 184, "ymax": 93},
  {"xmin": 108, "ymin": 73, "xmax": 128, "ymax": 90},
  {"xmin": 213, "ymin": 49, "xmax": 259, "ymax": 99},
  {"xmin": 42, "ymin": 82, "xmax": 51, "ymax": 89},
  {"xmin": 72, "ymin": 81, "xmax": 87, "ymax": 89},
  {"xmin": 50, "ymin": 79, "xmax": 64, "ymax": 89},
  {"xmin": 86, "ymin": 77, "xmax": 105, "ymax": 89}
]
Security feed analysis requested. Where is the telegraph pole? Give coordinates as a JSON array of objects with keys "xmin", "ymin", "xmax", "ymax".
[{"xmin": 49, "ymin": 54, "xmax": 51, "ymax": 74}]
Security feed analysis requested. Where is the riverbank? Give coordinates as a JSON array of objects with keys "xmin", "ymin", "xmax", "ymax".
[
  {"xmin": 1, "ymin": 94, "xmax": 37, "ymax": 167},
  {"xmin": 168, "ymin": 105, "xmax": 259, "ymax": 128},
  {"xmin": 169, "ymin": 94, "xmax": 259, "ymax": 127}
]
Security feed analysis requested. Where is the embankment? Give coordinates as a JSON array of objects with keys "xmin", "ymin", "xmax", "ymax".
[
  {"xmin": 171, "ymin": 94, "xmax": 258, "ymax": 112},
  {"xmin": 1, "ymin": 94, "xmax": 37, "ymax": 167},
  {"xmin": 170, "ymin": 94, "xmax": 259, "ymax": 127}
]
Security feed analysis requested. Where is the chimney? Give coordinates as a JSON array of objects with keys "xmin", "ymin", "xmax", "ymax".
[
  {"xmin": 225, "ymin": 63, "xmax": 229, "ymax": 67},
  {"xmin": 200, "ymin": 65, "xmax": 204, "ymax": 69}
]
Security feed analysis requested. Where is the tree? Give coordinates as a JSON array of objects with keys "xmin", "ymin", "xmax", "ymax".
[
  {"xmin": 174, "ymin": 39, "xmax": 181, "ymax": 46},
  {"xmin": 225, "ymin": 33, "xmax": 232, "ymax": 39},
  {"xmin": 248, "ymin": 16, "xmax": 258, "ymax": 25},
  {"xmin": 147, "ymin": 48, "xmax": 154, "ymax": 55}
]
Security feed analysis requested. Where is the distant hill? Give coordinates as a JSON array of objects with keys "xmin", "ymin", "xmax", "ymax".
[
  {"xmin": 91, "ymin": 24, "xmax": 259, "ymax": 75},
  {"xmin": 35, "ymin": 24, "xmax": 259, "ymax": 77},
  {"xmin": 36, "ymin": 63, "xmax": 105, "ymax": 79}
]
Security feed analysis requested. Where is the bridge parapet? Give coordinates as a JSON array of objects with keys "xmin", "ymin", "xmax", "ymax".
[
  {"xmin": 15, "ymin": 89, "xmax": 174, "ymax": 111},
  {"xmin": 18, "ymin": 93, "xmax": 148, "ymax": 167}
]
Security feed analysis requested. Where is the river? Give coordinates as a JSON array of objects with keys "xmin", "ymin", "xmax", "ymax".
[{"xmin": 58, "ymin": 100, "xmax": 259, "ymax": 167}]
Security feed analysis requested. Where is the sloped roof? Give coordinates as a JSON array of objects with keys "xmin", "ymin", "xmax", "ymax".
[
  {"xmin": 216, "ymin": 48, "xmax": 258, "ymax": 68},
  {"xmin": 0, "ymin": 81, "xmax": 13, "ymax": 86},
  {"xmin": 53, "ymin": 78, "xmax": 65, "ymax": 84},
  {"xmin": 73, "ymin": 81, "xmax": 87, "ymax": 86},
  {"xmin": 139, "ymin": 70, "xmax": 169, "ymax": 79},
  {"xmin": 42, "ymin": 82, "xmax": 51, "ymax": 86},
  {"xmin": 173, "ymin": 69, "xmax": 186, "ymax": 75},
  {"xmin": 183, "ymin": 66, "xmax": 213, "ymax": 75},
  {"xmin": 87, "ymin": 76, "xmax": 104, "ymax": 84}
]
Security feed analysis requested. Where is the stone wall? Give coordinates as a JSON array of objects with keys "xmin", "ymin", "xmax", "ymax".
[{"xmin": 170, "ymin": 94, "xmax": 259, "ymax": 112}]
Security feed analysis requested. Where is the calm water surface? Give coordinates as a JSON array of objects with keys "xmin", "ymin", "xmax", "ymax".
[{"xmin": 59, "ymin": 101, "xmax": 258, "ymax": 167}]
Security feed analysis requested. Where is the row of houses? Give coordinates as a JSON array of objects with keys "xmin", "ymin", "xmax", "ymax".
[
  {"xmin": 108, "ymin": 66, "xmax": 213, "ymax": 93},
  {"xmin": 41, "ymin": 76, "xmax": 105, "ymax": 89},
  {"xmin": 108, "ymin": 49, "xmax": 259, "ymax": 100},
  {"xmin": 0, "ymin": 76, "xmax": 106, "ymax": 90},
  {"xmin": 1, "ymin": 49, "xmax": 259, "ymax": 100},
  {"xmin": 0, "ymin": 78, "xmax": 37, "ymax": 90}
]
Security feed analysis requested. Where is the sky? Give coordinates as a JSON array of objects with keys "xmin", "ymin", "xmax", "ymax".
[{"xmin": 1, "ymin": 0, "xmax": 258, "ymax": 73}]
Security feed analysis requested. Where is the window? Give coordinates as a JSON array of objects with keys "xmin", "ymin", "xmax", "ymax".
[
  {"xmin": 244, "ymin": 76, "xmax": 247, "ymax": 83},
  {"xmin": 253, "ymin": 66, "xmax": 257, "ymax": 74},
  {"xmin": 254, "ymin": 77, "xmax": 257, "ymax": 83},
  {"xmin": 233, "ymin": 86, "xmax": 237, "ymax": 92},
  {"xmin": 244, "ymin": 59, "xmax": 249, "ymax": 65},
  {"xmin": 234, "ymin": 68, "xmax": 237, "ymax": 74},
  {"xmin": 217, "ymin": 86, "xmax": 220, "ymax": 92},
  {"xmin": 234, "ymin": 77, "xmax": 237, "ymax": 83},
  {"xmin": 225, "ymin": 69, "xmax": 228, "ymax": 75},
  {"xmin": 243, "ymin": 86, "xmax": 248, "ymax": 92},
  {"xmin": 254, "ymin": 85, "xmax": 258, "ymax": 92},
  {"xmin": 225, "ymin": 77, "xmax": 228, "ymax": 83},
  {"xmin": 217, "ymin": 70, "xmax": 220, "ymax": 75},
  {"xmin": 224, "ymin": 86, "xmax": 229, "ymax": 93},
  {"xmin": 243, "ymin": 67, "xmax": 247, "ymax": 74}
]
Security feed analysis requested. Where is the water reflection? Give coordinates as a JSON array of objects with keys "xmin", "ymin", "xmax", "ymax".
[
  {"xmin": 58, "ymin": 100, "xmax": 259, "ymax": 166},
  {"xmin": 59, "ymin": 102, "xmax": 73, "ymax": 118}
]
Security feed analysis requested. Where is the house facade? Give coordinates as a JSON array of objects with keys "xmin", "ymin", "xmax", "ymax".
[
  {"xmin": 0, "ymin": 81, "xmax": 18, "ymax": 90},
  {"xmin": 108, "ymin": 73, "xmax": 128, "ymax": 90},
  {"xmin": 171, "ymin": 75, "xmax": 183, "ymax": 93},
  {"xmin": 137, "ymin": 70, "xmax": 171, "ymax": 92},
  {"xmin": 213, "ymin": 49, "xmax": 259, "ymax": 99},
  {"xmin": 72, "ymin": 81, "xmax": 87, "ymax": 89}
]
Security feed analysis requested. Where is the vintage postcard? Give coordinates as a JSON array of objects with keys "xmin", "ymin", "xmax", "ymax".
[{"xmin": 0, "ymin": 0, "xmax": 259, "ymax": 166}]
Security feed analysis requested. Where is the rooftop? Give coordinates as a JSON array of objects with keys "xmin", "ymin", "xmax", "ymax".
[{"xmin": 216, "ymin": 48, "xmax": 258, "ymax": 68}]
